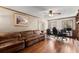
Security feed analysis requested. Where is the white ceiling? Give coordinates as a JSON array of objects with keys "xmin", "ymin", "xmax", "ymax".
[{"xmin": 5, "ymin": 6, "xmax": 79, "ymax": 20}]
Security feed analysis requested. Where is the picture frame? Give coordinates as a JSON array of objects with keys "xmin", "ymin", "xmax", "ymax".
[{"xmin": 14, "ymin": 13, "xmax": 28, "ymax": 26}]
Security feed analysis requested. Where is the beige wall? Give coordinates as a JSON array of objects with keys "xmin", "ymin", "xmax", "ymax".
[{"xmin": 0, "ymin": 7, "xmax": 48, "ymax": 32}]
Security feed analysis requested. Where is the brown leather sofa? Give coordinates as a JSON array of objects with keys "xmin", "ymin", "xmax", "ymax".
[
  {"xmin": 0, "ymin": 32, "xmax": 25, "ymax": 53},
  {"xmin": 0, "ymin": 30, "xmax": 45, "ymax": 53},
  {"xmin": 20, "ymin": 30, "xmax": 45, "ymax": 47}
]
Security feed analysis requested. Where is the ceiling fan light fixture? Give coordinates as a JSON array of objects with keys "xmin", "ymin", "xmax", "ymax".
[
  {"xmin": 49, "ymin": 13, "xmax": 53, "ymax": 16},
  {"xmin": 49, "ymin": 10, "xmax": 53, "ymax": 16}
]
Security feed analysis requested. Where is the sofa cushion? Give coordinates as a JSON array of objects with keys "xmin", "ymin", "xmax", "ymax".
[
  {"xmin": 0, "ymin": 32, "xmax": 22, "ymax": 45},
  {"xmin": 25, "ymin": 36, "xmax": 39, "ymax": 41},
  {"xmin": 0, "ymin": 38, "xmax": 18, "ymax": 44},
  {"xmin": 0, "ymin": 32, "xmax": 21, "ymax": 41},
  {"xmin": 20, "ymin": 31, "xmax": 34, "ymax": 37},
  {"xmin": 0, "ymin": 40, "xmax": 25, "ymax": 53},
  {"xmin": 26, "ymin": 34, "xmax": 37, "ymax": 38},
  {"xmin": 0, "ymin": 40, "xmax": 24, "ymax": 49},
  {"xmin": 0, "ymin": 32, "xmax": 9, "ymax": 37},
  {"xmin": 33, "ymin": 30, "xmax": 41, "ymax": 35}
]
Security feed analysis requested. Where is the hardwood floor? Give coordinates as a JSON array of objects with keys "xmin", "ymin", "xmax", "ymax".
[{"xmin": 19, "ymin": 36, "xmax": 79, "ymax": 53}]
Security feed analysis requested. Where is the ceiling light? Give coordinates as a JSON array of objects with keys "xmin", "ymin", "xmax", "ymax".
[
  {"xmin": 49, "ymin": 13, "xmax": 53, "ymax": 16},
  {"xmin": 49, "ymin": 10, "xmax": 53, "ymax": 16}
]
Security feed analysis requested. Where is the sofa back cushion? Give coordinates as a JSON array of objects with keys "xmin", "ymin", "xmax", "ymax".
[
  {"xmin": 33, "ymin": 30, "xmax": 41, "ymax": 35},
  {"xmin": 0, "ymin": 32, "xmax": 9, "ymax": 36},
  {"xmin": 0, "ymin": 32, "xmax": 21, "ymax": 43},
  {"xmin": 20, "ymin": 30, "xmax": 34, "ymax": 37},
  {"xmin": 20, "ymin": 30, "xmax": 41, "ymax": 40}
]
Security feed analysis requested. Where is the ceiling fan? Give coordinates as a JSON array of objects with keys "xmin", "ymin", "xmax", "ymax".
[{"xmin": 48, "ymin": 10, "xmax": 61, "ymax": 16}]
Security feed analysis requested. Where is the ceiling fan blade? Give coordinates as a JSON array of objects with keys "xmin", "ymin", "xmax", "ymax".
[{"xmin": 53, "ymin": 13, "xmax": 61, "ymax": 14}]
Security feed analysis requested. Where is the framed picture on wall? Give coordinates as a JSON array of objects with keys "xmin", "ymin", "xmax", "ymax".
[{"xmin": 14, "ymin": 13, "xmax": 29, "ymax": 26}]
